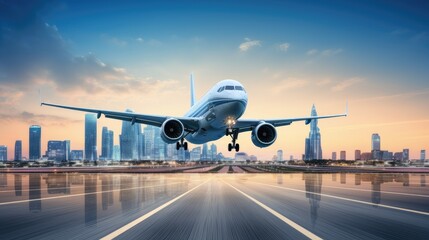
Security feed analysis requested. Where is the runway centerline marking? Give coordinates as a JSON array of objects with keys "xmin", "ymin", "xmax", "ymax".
[
  {"xmin": 249, "ymin": 181, "xmax": 429, "ymax": 216},
  {"xmin": 100, "ymin": 179, "xmax": 211, "ymax": 240},
  {"xmin": 0, "ymin": 180, "xmax": 198, "ymax": 206},
  {"xmin": 222, "ymin": 180, "xmax": 322, "ymax": 240}
]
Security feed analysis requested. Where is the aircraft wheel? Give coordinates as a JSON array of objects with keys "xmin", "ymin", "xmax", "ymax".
[
  {"xmin": 235, "ymin": 144, "xmax": 240, "ymax": 152},
  {"xmin": 228, "ymin": 143, "xmax": 232, "ymax": 152},
  {"xmin": 184, "ymin": 142, "xmax": 188, "ymax": 151}
]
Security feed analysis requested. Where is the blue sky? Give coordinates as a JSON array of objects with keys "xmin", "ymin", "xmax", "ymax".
[{"xmin": 1, "ymin": 0, "xmax": 428, "ymax": 159}]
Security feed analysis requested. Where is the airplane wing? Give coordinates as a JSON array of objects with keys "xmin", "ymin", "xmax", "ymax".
[
  {"xmin": 41, "ymin": 102, "xmax": 200, "ymax": 132},
  {"xmin": 235, "ymin": 106, "xmax": 348, "ymax": 133}
]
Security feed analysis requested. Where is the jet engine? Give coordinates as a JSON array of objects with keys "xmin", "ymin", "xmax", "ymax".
[
  {"xmin": 160, "ymin": 118, "xmax": 185, "ymax": 143},
  {"xmin": 251, "ymin": 122, "xmax": 277, "ymax": 147}
]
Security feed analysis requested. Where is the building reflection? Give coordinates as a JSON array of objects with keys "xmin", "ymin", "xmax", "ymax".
[
  {"xmin": 332, "ymin": 173, "xmax": 336, "ymax": 182},
  {"xmin": 0, "ymin": 173, "xmax": 7, "ymax": 188},
  {"xmin": 120, "ymin": 175, "xmax": 139, "ymax": 212},
  {"xmin": 340, "ymin": 173, "xmax": 346, "ymax": 184},
  {"xmin": 359, "ymin": 173, "xmax": 411, "ymax": 206},
  {"xmin": 46, "ymin": 173, "xmax": 70, "ymax": 194},
  {"xmin": 29, "ymin": 174, "xmax": 41, "ymax": 213},
  {"xmin": 85, "ymin": 174, "xmax": 97, "ymax": 225},
  {"xmin": 100, "ymin": 175, "xmax": 114, "ymax": 210},
  {"xmin": 355, "ymin": 173, "xmax": 361, "ymax": 185},
  {"xmin": 277, "ymin": 175, "xmax": 283, "ymax": 185},
  {"xmin": 420, "ymin": 175, "xmax": 426, "ymax": 187},
  {"xmin": 14, "ymin": 174, "xmax": 22, "ymax": 196},
  {"xmin": 303, "ymin": 173, "xmax": 322, "ymax": 226}
]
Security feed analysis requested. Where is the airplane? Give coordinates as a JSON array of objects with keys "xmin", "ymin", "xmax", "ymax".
[{"xmin": 41, "ymin": 74, "xmax": 347, "ymax": 152}]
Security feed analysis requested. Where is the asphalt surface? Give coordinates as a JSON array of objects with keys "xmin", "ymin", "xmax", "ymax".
[{"xmin": 0, "ymin": 172, "xmax": 428, "ymax": 239}]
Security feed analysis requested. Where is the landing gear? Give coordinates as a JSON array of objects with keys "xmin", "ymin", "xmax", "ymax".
[
  {"xmin": 226, "ymin": 128, "xmax": 240, "ymax": 152},
  {"xmin": 176, "ymin": 138, "xmax": 188, "ymax": 151}
]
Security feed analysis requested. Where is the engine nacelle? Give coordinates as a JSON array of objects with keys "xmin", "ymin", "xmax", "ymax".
[
  {"xmin": 160, "ymin": 118, "xmax": 185, "ymax": 143},
  {"xmin": 251, "ymin": 122, "xmax": 277, "ymax": 148}
]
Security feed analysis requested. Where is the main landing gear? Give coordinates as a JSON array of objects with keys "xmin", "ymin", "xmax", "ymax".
[
  {"xmin": 226, "ymin": 128, "xmax": 239, "ymax": 152},
  {"xmin": 176, "ymin": 138, "xmax": 188, "ymax": 151}
]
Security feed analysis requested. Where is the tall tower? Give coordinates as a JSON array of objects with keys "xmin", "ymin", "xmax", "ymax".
[
  {"xmin": 85, "ymin": 114, "xmax": 97, "ymax": 162},
  {"xmin": 101, "ymin": 127, "xmax": 110, "ymax": 160},
  {"xmin": 14, "ymin": 140, "xmax": 22, "ymax": 161},
  {"xmin": 120, "ymin": 109, "xmax": 141, "ymax": 160},
  {"xmin": 29, "ymin": 125, "xmax": 41, "ymax": 160},
  {"xmin": 371, "ymin": 133, "xmax": 380, "ymax": 151},
  {"xmin": 305, "ymin": 105, "xmax": 323, "ymax": 160}
]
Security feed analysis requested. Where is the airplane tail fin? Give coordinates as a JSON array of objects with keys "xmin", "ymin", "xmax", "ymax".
[{"xmin": 190, "ymin": 73, "xmax": 196, "ymax": 107}]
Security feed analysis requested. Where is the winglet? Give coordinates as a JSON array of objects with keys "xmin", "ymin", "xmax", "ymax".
[
  {"xmin": 345, "ymin": 100, "xmax": 349, "ymax": 116},
  {"xmin": 190, "ymin": 73, "xmax": 196, "ymax": 107},
  {"xmin": 39, "ymin": 89, "xmax": 43, "ymax": 106}
]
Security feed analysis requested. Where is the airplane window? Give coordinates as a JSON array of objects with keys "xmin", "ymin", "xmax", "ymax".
[
  {"xmin": 225, "ymin": 86, "xmax": 234, "ymax": 90},
  {"xmin": 217, "ymin": 87, "xmax": 223, "ymax": 92},
  {"xmin": 235, "ymin": 86, "xmax": 243, "ymax": 90}
]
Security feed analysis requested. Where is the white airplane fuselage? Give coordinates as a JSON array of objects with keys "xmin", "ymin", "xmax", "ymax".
[{"xmin": 184, "ymin": 79, "xmax": 248, "ymax": 144}]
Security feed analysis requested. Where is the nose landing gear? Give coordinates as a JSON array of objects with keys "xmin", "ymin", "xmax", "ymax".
[{"xmin": 226, "ymin": 128, "xmax": 239, "ymax": 152}]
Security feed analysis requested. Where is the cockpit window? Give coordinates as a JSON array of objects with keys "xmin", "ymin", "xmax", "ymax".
[
  {"xmin": 217, "ymin": 86, "xmax": 225, "ymax": 92},
  {"xmin": 225, "ymin": 85, "xmax": 234, "ymax": 90},
  {"xmin": 235, "ymin": 86, "xmax": 243, "ymax": 90}
]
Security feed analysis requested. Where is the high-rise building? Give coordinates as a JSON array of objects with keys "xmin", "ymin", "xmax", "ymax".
[
  {"xmin": 340, "ymin": 151, "xmax": 346, "ymax": 160},
  {"xmin": 14, "ymin": 140, "xmax": 22, "ymax": 161},
  {"xmin": 403, "ymin": 149, "xmax": 409, "ymax": 161},
  {"xmin": 64, "ymin": 140, "xmax": 71, "ymax": 161},
  {"xmin": 210, "ymin": 143, "xmax": 217, "ymax": 161},
  {"xmin": 0, "ymin": 145, "xmax": 7, "ymax": 161},
  {"xmin": 277, "ymin": 150, "xmax": 283, "ymax": 161},
  {"xmin": 101, "ymin": 127, "xmax": 111, "ymax": 160},
  {"xmin": 120, "ymin": 110, "xmax": 141, "ymax": 160},
  {"xmin": 144, "ymin": 125, "xmax": 155, "ymax": 160},
  {"xmin": 371, "ymin": 133, "xmax": 380, "ymax": 151},
  {"xmin": 29, "ymin": 125, "xmax": 41, "ymax": 160},
  {"xmin": 70, "ymin": 150, "xmax": 84, "ymax": 160},
  {"xmin": 138, "ymin": 132, "xmax": 144, "ymax": 159},
  {"xmin": 201, "ymin": 143, "xmax": 209, "ymax": 160},
  {"xmin": 85, "ymin": 114, "xmax": 97, "ymax": 161},
  {"xmin": 190, "ymin": 147, "xmax": 201, "ymax": 161},
  {"xmin": 421, "ymin": 150, "xmax": 426, "ymax": 161},
  {"xmin": 305, "ymin": 105, "xmax": 323, "ymax": 160},
  {"xmin": 113, "ymin": 145, "xmax": 120, "ymax": 161},
  {"xmin": 332, "ymin": 152, "xmax": 337, "ymax": 160},
  {"xmin": 46, "ymin": 140, "xmax": 66, "ymax": 161},
  {"xmin": 355, "ymin": 150, "xmax": 361, "ymax": 160}
]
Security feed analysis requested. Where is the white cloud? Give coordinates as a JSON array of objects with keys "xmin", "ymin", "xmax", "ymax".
[
  {"xmin": 307, "ymin": 49, "xmax": 318, "ymax": 55},
  {"xmin": 331, "ymin": 77, "xmax": 363, "ymax": 92},
  {"xmin": 239, "ymin": 38, "xmax": 261, "ymax": 52},
  {"xmin": 316, "ymin": 79, "xmax": 332, "ymax": 86},
  {"xmin": 278, "ymin": 43, "xmax": 290, "ymax": 52},
  {"xmin": 274, "ymin": 78, "xmax": 308, "ymax": 93},
  {"xmin": 307, "ymin": 48, "xmax": 343, "ymax": 56},
  {"xmin": 136, "ymin": 37, "xmax": 144, "ymax": 43},
  {"xmin": 322, "ymin": 48, "xmax": 343, "ymax": 56}
]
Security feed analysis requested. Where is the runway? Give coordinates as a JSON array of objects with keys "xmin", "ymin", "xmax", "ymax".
[{"xmin": 0, "ymin": 173, "xmax": 428, "ymax": 239}]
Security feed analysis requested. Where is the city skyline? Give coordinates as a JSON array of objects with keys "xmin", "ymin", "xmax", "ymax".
[{"xmin": 1, "ymin": 1, "xmax": 429, "ymax": 159}]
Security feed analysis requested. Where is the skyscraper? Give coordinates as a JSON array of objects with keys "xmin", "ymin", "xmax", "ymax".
[
  {"xmin": 46, "ymin": 141, "xmax": 66, "ymax": 161},
  {"xmin": 85, "ymin": 114, "xmax": 97, "ymax": 161},
  {"xmin": 332, "ymin": 152, "xmax": 337, "ymax": 160},
  {"xmin": 144, "ymin": 125, "xmax": 155, "ymax": 160},
  {"xmin": 277, "ymin": 150, "xmax": 283, "ymax": 161},
  {"xmin": 210, "ymin": 143, "xmax": 217, "ymax": 161},
  {"xmin": 371, "ymin": 133, "xmax": 380, "ymax": 151},
  {"xmin": 101, "ymin": 127, "xmax": 110, "ymax": 160},
  {"xmin": 29, "ymin": 125, "xmax": 41, "ymax": 160},
  {"xmin": 421, "ymin": 150, "xmax": 426, "ymax": 161},
  {"xmin": 14, "ymin": 140, "xmax": 22, "ymax": 161},
  {"xmin": 340, "ymin": 151, "xmax": 346, "ymax": 160},
  {"xmin": 355, "ymin": 150, "xmax": 361, "ymax": 160},
  {"xmin": 0, "ymin": 145, "xmax": 7, "ymax": 161},
  {"xmin": 305, "ymin": 105, "xmax": 323, "ymax": 160},
  {"xmin": 402, "ymin": 149, "xmax": 409, "ymax": 161},
  {"xmin": 201, "ymin": 143, "xmax": 209, "ymax": 160},
  {"xmin": 64, "ymin": 140, "xmax": 71, "ymax": 161},
  {"xmin": 119, "ymin": 110, "xmax": 141, "ymax": 160}
]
